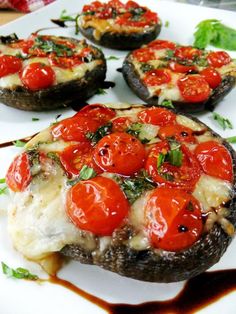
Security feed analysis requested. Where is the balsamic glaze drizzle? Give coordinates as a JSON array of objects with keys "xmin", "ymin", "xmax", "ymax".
[{"xmin": 50, "ymin": 269, "xmax": 236, "ymax": 314}]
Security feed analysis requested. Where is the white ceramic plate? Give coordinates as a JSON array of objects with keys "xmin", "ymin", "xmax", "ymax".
[{"xmin": 0, "ymin": 1, "xmax": 236, "ymax": 313}]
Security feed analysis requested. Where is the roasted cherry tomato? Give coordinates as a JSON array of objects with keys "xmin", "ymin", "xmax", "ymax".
[
  {"xmin": 117, "ymin": 10, "xmax": 158, "ymax": 27},
  {"xmin": 138, "ymin": 107, "xmax": 176, "ymax": 127},
  {"xmin": 112, "ymin": 116, "xmax": 132, "ymax": 132},
  {"xmin": 178, "ymin": 75, "xmax": 210, "ymax": 103},
  {"xmin": 200, "ymin": 67, "xmax": 222, "ymax": 89},
  {"xmin": 59, "ymin": 143, "xmax": 101, "ymax": 177},
  {"xmin": 132, "ymin": 48, "xmax": 156, "ymax": 62},
  {"xmin": 77, "ymin": 104, "xmax": 116, "ymax": 125},
  {"xmin": 20, "ymin": 62, "xmax": 55, "ymax": 91},
  {"xmin": 6, "ymin": 152, "xmax": 32, "ymax": 192},
  {"xmin": 207, "ymin": 51, "xmax": 231, "ymax": 68},
  {"xmin": 145, "ymin": 187, "xmax": 203, "ymax": 251},
  {"xmin": 169, "ymin": 61, "xmax": 196, "ymax": 73},
  {"xmin": 0, "ymin": 55, "xmax": 22, "ymax": 78},
  {"xmin": 194, "ymin": 141, "xmax": 233, "ymax": 182},
  {"xmin": 158, "ymin": 124, "xmax": 197, "ymax": 143},
  {"xmin": 148, "ymin": 40, "xmax": 176, "ymax": 50},
  {"xmin": 145, "ymin": 141, "xmax": 201, "ymax": 191},
  {"xmin": 143, "ymin": 69, "xmax": 171, "ymax": 86},
  {"xmin": 51, "ymin": 115, "xmax": 100, "ymax": 142},
  {"xmin": 66, "ymin": 176, "xmax": 129, "ymax": 235},
  {"xmin": 93, "ymin": 132, "xmax": 146, "ymax": 176},
  {"xmin": 49, "ymin": 55, "xmax": 83, "ymax": 69},
  {"xmin": 174, "ymin": 46, "xmax": 202, "ymax": 60}
]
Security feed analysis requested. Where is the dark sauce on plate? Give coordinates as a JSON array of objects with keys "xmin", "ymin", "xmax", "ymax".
[
  {"xmin": 49, "ymin": 269, "xmax": 236, "ymax": 314},
  {"xmin": 101, "ymin": 81, "xmax": 116, "ymax": 89},
  {"xmin": 116, "ymin": 68, "xmax": 123, "ymax": 73}
]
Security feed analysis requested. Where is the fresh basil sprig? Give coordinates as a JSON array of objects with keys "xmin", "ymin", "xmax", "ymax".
[{"xmin": 194, "ymin": 19, "xmax": 236, "ymax": 51}]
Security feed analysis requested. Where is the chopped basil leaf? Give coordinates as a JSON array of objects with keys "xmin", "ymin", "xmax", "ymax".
[
  {"xmin": 1, "ymin": 262, "xmax": 38, "ymax": 280},
  {"xmin": 13, "ymin": 140, "xmax": 25, "ymax": 147},
  {"xmin": 159, "ymin": 99, "xmax": 174, "ymax": 109},
  {"xmin": 164, "ymin": 21, "xmax": 170, "ymax": 27},
  {"xmin": 161, "ymin": 172, "xmax": 174, "ymax": 181},
  {"xmin": 60, "ymin": 9, "xmax": 77, "ymax": 21},
  {"xmin": 86, "ymin": 122, "xmax": 113, "ymax": 145},
  {"xmin": 33, "ymin": 36, "xmax": 73, "ymax": 57},
  {"xmin": 0, "ymin": 186, "xmax": 7, "ymax": 195},
  {"xmin": 47, "ymin": 152, "xmax": 61, "ymax": 164},
  {"xmin": 0, "ymin": 178, "xmax": 5, "ymax": 184},
  {"xmin": 212, "ymin": 112, "xmax": 233, "ymax": 130},
  {"xmin": 120, "ymin": 170, "xmax": 155, "ymax": 204},
  {"xmin": 67, "ymin": 165, "xmax": 97, "ymax": 186},
  {"xmin": 130, "ymin": 7, "xmax": 146, "ymax": 21},
  {"xmin": 168, "ymin": 149, "xmax": 183, "ymax": 167},
  {"xmin": 157, "ymin": 153, "xmax": 166, "ymax": 170},
  {"xmin": 166, "ymin": 49, "xmax": 174, "ymax": 58},
  {"xmin": 226, "ymin": 136, "xmax": 236, "ymax": 144},
  {"xmin": 106, "ymin": 56, "xmax": 119, "ymax": 61},
  {"xmin": 79, "ymin": 165, "xmax": 97, "ymax": 180},
  {"xmin": 32, "ymin": 117, "xmax": 40, "ymax": 121},
  {"xmin": 194, "ymin": 19, "xmax": 236, "ymax": 51},
  {"xmin": 96, "ymin": 88, "xmax": 107, "ymax": 95},
  {"xmin": 140, "ymin": 63, "xmax": 154, "ymax": 73}
]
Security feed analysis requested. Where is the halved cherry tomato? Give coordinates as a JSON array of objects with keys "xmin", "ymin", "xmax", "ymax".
[
  {"xmin": 174, "ymin": 46, "xmax": 202, "ymax": 60},
  {"xmin": 145, "ymin": 141, "xmax": 201, "ymax": 191},
  {"xmin": 108, "ymin": 0, "xmax": 125, "ymax": 9},
  {"xmin": 77, "ymin": 104, "xmax": 116, "ymax": 125},
  {"xmin": 207, "ymin": 51, "xmax": 231, "ymax": 68},
  {"xmin": 169, "ymin": 61, "xmax": 196, "ymax": 73},
  {"xmin": 145, "ymin": 187, "xmax": 203, "ymax": 251},
  {"xmin": 96, "ymin": 6, "xmax": 114, "ymax": 19},
  {"xmin": 138, "ymin": 107, "xmax": 176, "ymax": 126},
  {"xmin": 51, "ymin": 115, "xmax": 100, "ymax": 142},
  {"xmin": 132, "ymin": 48, "xmax": 156, "ymax": 62},
  {"xmin": 66, "ymin": 176, "xmax": 129, "ymax": 235},
  {"xmin": 112, "ymin": 116, "xmax": 132, "ymax": 132},
  {"xmin": 200, "ymin": 67, "xmax": 222, "ymax": 89},
  {"xmin": 93, "ymin": 132, "xmax": 146, "ymax": 176},
  {"xmin": 20, "ymin": 62, "xmax": 55, "ymax": 91},
  {"xmin": 6, "ymin": 152, "xmax": 32, "ymax": 192},
  {"xmin": 158, "ymin": 124, "xmax": 197, "ymax": 143},
  {"xmin": 49, "ymin": 55, "xmax": 83, "ymax": 69},
  {"xmin": 148, "ymin": 40, "xmax": 176, "ymax": 50},
  {"xmin": 117, "ymin": 11, "xmax": 158, "ymax": 27},
  {"xmin": 0, "ymin": 55, "xmax": 22, "ymax": 78},
  {"xmin": 194, "ymin": 141, "xmax": 233, "ymax": 182},
  {"xmin": 143, "ymin": 69, "xmax": 171, "ymax": 86},
  {"xmin": 59, "ymin": 143, "xmax": 101, "ymax": 177},
  {"xmin": 178, "ymin": 75, "xmax": 210, "ymax": 103}
]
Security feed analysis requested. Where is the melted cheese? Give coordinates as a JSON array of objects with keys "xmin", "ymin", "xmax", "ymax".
[
  {"xmin": 0, "ymin": 73, "xmax": 21, "ymax": 88},
  {"xmin": 0, "ymin": 44, "xmax": 21, "ymax": 56},
  {"xmin": 79, "ymin": 16, "xmax": 153, "ymax": 40},
  {"xmin": 176, "ymin": 115, "xmax": 205, "ymax": 131},
  {"xmin": 8, "ymin": 165, "xmax": 96, "ymax": 261},
  {"xmin": 193, "ymin": 174, "xmax": 232, "ymax": 211}
]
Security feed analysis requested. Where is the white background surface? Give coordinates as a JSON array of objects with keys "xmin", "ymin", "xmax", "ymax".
[{"xmin": 0, "ymin": 1, "xmax": 236, "ymax": 313}]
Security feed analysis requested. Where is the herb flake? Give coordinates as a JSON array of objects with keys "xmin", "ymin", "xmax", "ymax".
[
  {"xmin": 226, "ymin": 136, "xmax": 236, "ymax": 144},
  {"xmin": 159, "ymin": 99, "xmax": 174, "ymax": 109},
  {"xmin": 86, "ymin": 122, "xmax": 113, "ymax": 145},
  {"xmin": 212, "ymin": 112, "xmax": 233, "ymax": 130},
  {"xmin": 67, "ymin": 165, "xmax": 97, "ymax": 186},
  {"xmin": 13, "ymin": 140, "xmax": 25, "ymax": 147},
  {"xmin": 106, "ymin": 56, "xmax": 119, "ymax": 61},
  {"xmin": 1, "ymin": 262, "xmax": 38, "ymax": 280},
  {"xmin": 32, "ymin": 117, "xmax": 40, "ymax": 121},
  {"xmin": 96, "ymin": 88, "xmax": 107, "ymax": 95}
]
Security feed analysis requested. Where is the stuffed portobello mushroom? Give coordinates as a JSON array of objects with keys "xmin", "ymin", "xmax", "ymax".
[
  {"xmin": 78, "ymin": 0, "xmax": 161, "ymax": 50},
  {"xmin": 5, "ymin": 103, "xmax": 236, "ymax": 282},
  {"xmin": 0, "ymin": 34, "xmax": 106, "ymax": 111},
  {"xmin": 123, "ymin": 40, "xmax": 236, "ymax": 113}
]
